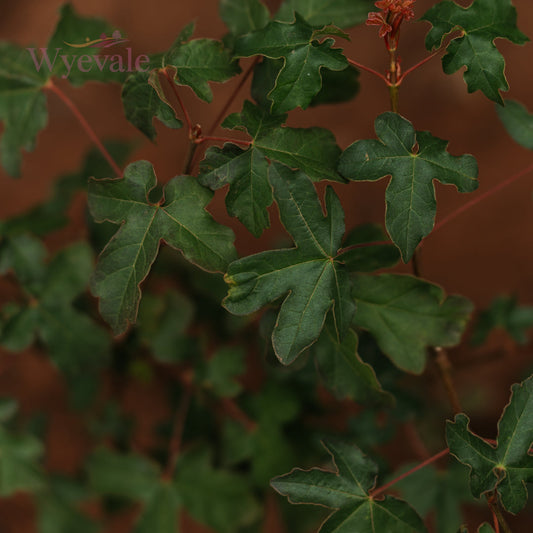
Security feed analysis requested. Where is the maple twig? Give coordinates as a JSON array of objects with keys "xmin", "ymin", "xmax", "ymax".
[
  {"xmin": 433, "ymin": 347, "xmax": 462, "ymax": 415},
  {"xmin": 163, "ymin": 382, "xmax": 193, "ymax": 480},
  {"xmin": 370, "ymin": 448, "xmax": 449, "ymax": 498},
  {"xmin": 429, "ymin": 161, "xmax": 533, "ymax": 238},
  {"xmin": 45, "ymin": 81, "xmax": 122, "ymax": 177},
  {"xmin": 195, "ymin": 135, "xmax": 251, "ymax": 147},
  {"xmin": 207, "ymin": 57, "xmax": 259, "ymax": 136},
  {"xmin": 220, "ymin": 397, "xmax": 257, "ymax": 432},
  {"xmin": 397, "ymin": 48, "xmax": 443, "ymax": 83},
  {"xmin": 163, "ymin": 69, "xmax": 193, "ymax": 134},
  {"xmin": 347, "ymin": 58, "xmax": 391, "ymax": 86},
  {"xmin": 487, "ymin": 493, "xmax": 513, "ymax": 533}
]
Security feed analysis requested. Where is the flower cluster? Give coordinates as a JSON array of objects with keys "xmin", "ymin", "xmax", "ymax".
[{"xmin": 367, "ymin": 0, "xmax": 415, "ymax": 48}]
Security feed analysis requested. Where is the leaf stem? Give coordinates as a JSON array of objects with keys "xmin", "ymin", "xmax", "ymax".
[
  {"xmin": 370, "ymin": 447, "xmax": 449, "ymax": 498},
  {"xmin": 347, "ymin": 58, "xmax": 391, "ymax": 86},
  {"xmin": 338, "ymin": 240, "xmax": 392, "ymax": 254},
  {"xmin": 397, "ymin": 48, "xmax": 443, "ymax": 83},
  {"xmin": 430, "ymin": 161, "xmax": 533, "ymax": 238},
  {"xmin": 487, "ymin": 492, "xmax": 513, "ymax": 533},
  {"xmin": 207, "ymin": 57, "xmax": 259, "ymax": 136},
  {"xmin": 45, "ymin": 81, "xmax": 122, "ymax": 177},
  {"xmin": 433, "ymin": 347, "xmax": 462, "ymax": 415},
  {"xmin": 163, "ymin": 69, "xmax": 194, "ymax": 135},
  {"xmin": 163, "ymin": 382, "xmax": 193, "ymax": 480}
]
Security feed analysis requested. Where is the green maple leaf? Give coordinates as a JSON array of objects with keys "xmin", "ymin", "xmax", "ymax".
[
  {"xmin": 252, "ymin": 57, "xmax": 360, "ymax": 109},
  {"xmin": 446, "ymin": 374, "xmax": 533, "ymax": 514},
  {"xmin": 271, "ymin": 440, "xmax": 427, "ymax": 533},
  {"xmin": 496, "ymin": 99, "xmax": 533, "ymax": 150},
  {"xmin": 422, "ymin": 0, "xmax": 528, "ymax": 104},
  {"xmin": 199, "ymin": 100, "xmax": 343, "ymax": 236},
  {"xmin": 0, "ymin": 5, "xmax": 124, "ymax": 176},
  {"xmin": 89, "ymin": 160, "xmax": 236, "ymax": 334},
  {"xmin": 220, "ymin": 0, "xmax": 270, "ymax": 36},
  {"xmin": 313, "ymin": 320, "xmax": 391, "ymax": 405},
  {"xmin": 0, "ymin": 424, "xmax": 44, "ymax": 496},
  {"xmin": 275, "ymin": 0, "xmax": 374, "ymax": 29},
  {"xmin": 351, "ymin": 274, "xmax": 473, "ymax": 374},
  {"xmin": 471, "ymin": 295, "xmax": 533, "ymax": 346},
  {"xmin": 339, "ymin": 112, "xmax": 478, "ymax": 261},
  {"xmin": 223, "ymin": 162, "xmax": 354, "ymax": 364},
  {"xmin": 163, "ymin": 37, "xmax": 241, "ymax": 102},
  {"xmin": 0, "ymin": 237, "xmax": 111, "ymax": 375},
  {"xmin": 234, "ymin": 14, "xmax": 348, "ymax": 113},
  {"xmin": 121, "ymin": 69, "xmax": 182, "ymax": 141}
]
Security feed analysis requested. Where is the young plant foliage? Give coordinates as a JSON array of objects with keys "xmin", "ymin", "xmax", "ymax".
[
  {"xmin": 339, "ymin": 112, "xmax": 478, "ymax": 261},
  {"xmin": 422, "ymin": 0, "xmax": 528, "ymax": 104},
  {"xmin": 89, "ymin": 160, "xmax": 236, "ymax": 334}
]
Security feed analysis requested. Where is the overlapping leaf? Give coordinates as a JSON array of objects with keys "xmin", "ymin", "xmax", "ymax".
[
  {"xmin": 422, "ymin": 0, "xmax": 528, "ymax": 104},
  {"xmin": 351, "ymin": 274, "xmax": 473, "ymax": 374},
  {"xmin": 339, "ymin": 112, "xmax": 478, "ymax": 261},
  {"xmin": 252, "ymin": 57, "xmax": 360, "ymax": 110},
  {"xmin": 89, "ymin": 160, "xmax": 236, "ymax": 334},
  {"xmin": 313, "ymin": 320, "xmax": 391, "ymax": 404},
  {"xmin": 220, "ymin": 0, "xmax": 270, "ymax": 36},
  {"xmin": 234, "ymin": 14, "xmax": 348, "ymax": 113},
  {"xmin": 271, "ymin": 440, "xmax": 427, "ymax": 533},
  {"xmin": 198, "ymin": 100, "xmax": 343, "ymax": 236},
  {"xmin": 223, "ymin": 162, "xmax": 354, "ymax": 364},
  {"xmin": 0, "ymin": 5, "xmax": 124, "ymax": 176},
  {"xmin": 0, "ymin": 237, "xmax": 110, "ymax": 375},
  {"xmin": 87, "ymin": 447, "xmax": 258, "ymax": 533},
  {"xmin": 275, "ymin": 0, "xmax": 374, "ymax": 29},
  {"xmin": 471, "ymin": 295, "xmax": 533, "ymax": 346},
  {"xmin": 496, "ymin": 99, "xmax": 533, "ymax": 150},
  {"xmin": 446, "ymin": 374, "xmax": 533, "ymax": 514}
]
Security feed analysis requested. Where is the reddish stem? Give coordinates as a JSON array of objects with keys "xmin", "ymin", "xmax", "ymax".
[
  {"xmin": 46, "ymin": 81, "xmax": 122, "ymax": 177},
  {"xmin": 430, "ymin": 161, "xmax": 533, "ymax": 238},
  {"xmin": 338, "ymin": 240, "xmax": 392, "ymax": 253},
  {"xmin": 163, "ymin": 69, "xmax": 193, "ymax": 134},
  {"xmin": 207, "ymin": 57, "xmax": 260, "ymax": 136},
  {"xmin": 397, "ymin": 48, "xmax": 442, "ymax": 84},
  {"xmin": 195, "ymin": 135, "xmax": 251, "ymax": 147},
  {"xmin": 370, "ymin": 448, "xmax": 449, "ymax": 498},
  {"xmin": 492, "ymin": 506, "xmax": 501, "ymax": 533},
  {"xmin": 347, "ymin": 58, "xmax": 391, "ymax": 86}
]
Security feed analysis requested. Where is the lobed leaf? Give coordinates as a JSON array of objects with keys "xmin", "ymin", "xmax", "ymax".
[
  {"xmin": 234, "ymin": 14, "xmax": 348, "ymax": 113},
  {"xmin": 339, "ymin": 112, "xmax": 478, "ymax": 261},
  {"xmin": 351, "ymin": 274, "xmax": 473, "ymax": 374},
  {"xmin": 496, "ymin": 99, "xmax": 533, "ymax": 150},
  {"xmin": 89, "ymin": 160, "xmax": 236, "ymax": 334},
  {"xmin": 447, "ymin": 374, "xmax": 533, "ymax": 513},
  {"xmin": 422, "ymin": 0, "xmax": 528, "ymax": 104},
  {"xmin": 223, "ymin": 162, "xmax": 354, "ymax": 364}
]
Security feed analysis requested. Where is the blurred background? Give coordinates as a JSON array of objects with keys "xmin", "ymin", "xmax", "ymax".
[{"xmin": 1, "ymin": 0, "xmax": 533, "ymax": 531}]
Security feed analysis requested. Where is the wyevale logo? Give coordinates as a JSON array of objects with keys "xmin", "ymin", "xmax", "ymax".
[{"xmin": 27, "ymin": 30, "xmax": 150, "ymax": 78}]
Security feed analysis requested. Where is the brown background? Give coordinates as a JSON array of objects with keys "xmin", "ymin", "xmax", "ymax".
[{"xmin": 1, "ymin": 0, "xmax": 533, "ymax": 532}]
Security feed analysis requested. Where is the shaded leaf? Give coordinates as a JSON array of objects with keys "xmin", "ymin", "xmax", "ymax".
[
  {"xmin": 471, "ymin": 295, "xmax": 533, "ymax": 346},
  {"xmin": 220, "ymin": 0, "xmax": 270, "ymax": 36},
  {"xmin": 275, "ymin": 0, "xmax": 374, "ymax": 29},
  {"xmin": 496, "ymin": 99, "xmax": 533, "ymax": 150},
  {"xmin": 89, "ymin": 160, "xmax": 236, "ymax": 334},
  {"xmin": 0, "ymin": 425, "xmax": 44, "ymax": 496},
  {"xmin": 164, "ymin": 39, "xmax": 241, "ymax": 102},
  {"xmin": 313, "ymin": 320, "xmax": 391, "ymax": 404},
  {"xmin": 198, "ymin": 347, "xmax": 245, "ymax": 397},
  {"xmin": 134, "ymin": 483, "xmax": 180, "ymax": 533},
  {"xmin": 351, "ymin": 274, "xmax": 472, "ymax": 374},
  {"xmin": 223, "ymin": 162, "xmax": 354, "ymax": 364},
  {"xmin": 234, "ymin": 14, "xmax": 348, "ymax": 113},
  {"xmin": 271, "ymin": 440, "xmax": 427, "ymax": 532},
  {"xmin": 422, "ymin": 0, "xmax": 528, "ymax": 104},
  {"xmin": 122, "ymin": 70, "xmax": 182, "ymax": 141},
  {"xmin": 446, "ymin": 374, "xmax": 533, "ymax": 513},
  {"xmin": 339, "ymin": 112, "xmax": 478, "ymax": 261},
  {"xmin": 199, "ymin": 100, "xmax": 343, "ymax": 236}
]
